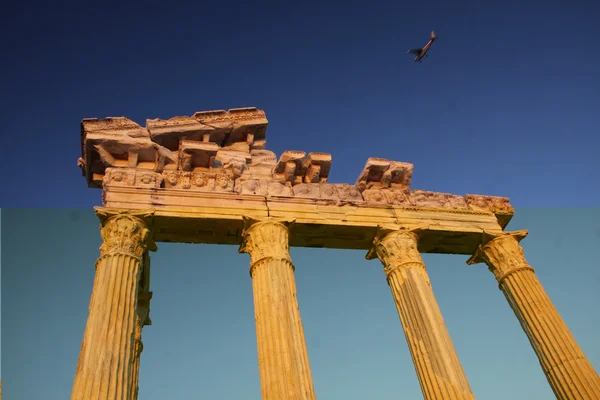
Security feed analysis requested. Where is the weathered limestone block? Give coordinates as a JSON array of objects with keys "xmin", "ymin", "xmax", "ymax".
[
  {"xmin": 162, "ymin": 170, "xmax": 234, "ymax": 192},
  {"xmin": 82, "ymin": 116, "xmax": 149, "ymax": 138},
  {"xmin": 356, "ymin": 157, "xmax": 413, "ymax": 193},
  {"xmin": 367, "ymin": 228, "xmax": 475, "ymax": 400},
  {"xmin": 274, "ymin": 150, "xmax": 307, "ymax": 184},
  {"xmin": 272, "ymin": 151, "xmax": 332, "ymax": 185},
  {"xmin": 239, "ymin": 217, "xmax": 316, "ymax": 400},
  {"xmin": 292, "ymin": 183, "xmax": 321, "ymax": 198},
  {"xmin": 103, "ymin": 168, "xmax": 164, "ymax": 189},
  {"xmin": 468, "ymin": 231, "xmax": 600, "ymax": 400},
  {"xmin": 464, "ymin": 194, "xmax": 513, "ymax": 214},
  {"xmin": 214, "ymin": 149, "xmax": 252, "ymax": 178},
  {"xmin": 178, "ymin": 140, "xmax": 219, "ymax": 171},
  {"xmin": 303, "ymin": 152, "xmax": 331, "ymax": 183},
  {"xmin": 79, "ymin": 117, "xmax": 178, "ymax": 187},
  {"xmin": 361, "ymin": 187, "xmax": 413, "ymax": 206},
  {"xmin": 245, "ymin": 149, "xmax": 278, "ymax": 179},
  {"xmin": 146, "ymin": 116, "xmax": 215, "ymax": 151},
  {"xmin": 71, "ymin": 210, "xmax": 156, "ymax": 400},
  {"xmin": 191, "ymin": 107, "xmax": 268, "ymax": 150},
  {"xmin": 235, "ymin": 179, "xmax": 293, "ymax": 197},
  {"xmin": 335, "ymin": 184, "xmax": 364, "ymax": 202},
  {"xmin": 412, "ymin": 190, "xmax": 469, "ymax": 209},
  {"xmin": 464, "ymin": 194, "xmax": 514, "ymax": 228},
  {"xmin": 225, "ymin": 107, "xmax": 268, "ymax": 149},
  {"xmin": 291, "ymin": 183, "xmax": 363, "ymax": 202}
]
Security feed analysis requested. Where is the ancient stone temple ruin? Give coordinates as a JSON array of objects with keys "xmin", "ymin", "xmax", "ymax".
[{"xmin": 73, "ymin": 107, "xmax": 600, "ymax": 400}]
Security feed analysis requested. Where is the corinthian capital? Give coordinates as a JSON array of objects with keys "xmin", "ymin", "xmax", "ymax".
[
  {"xmin": 238, "ymin": 217, "xmax": 295, "ymax": 265},
  {"xmin": 95, "ymin": 208, "xmax": 157, "ymax": 260},
  {"xmin": 467, "ymin": 230, "xmax": 531, "ymax": 281},
  {"xmin": 366, "ymin": 227, "xmax": 427, "ymax": 279}
]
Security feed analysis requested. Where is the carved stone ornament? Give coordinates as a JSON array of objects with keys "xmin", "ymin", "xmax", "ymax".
[
  {"xmin": 82, "ymin": 108, "xmax": 513, "ymax": 222},
  {"xmin": 366, "ymin": 227, "xmax": 429, "ymax": 283},
  {"xmin": 235, "ymin": 180, "xmax": 293, "ymax": 197},
  {"xmin": 467, "ymin": 230, "xmax": 531, "ymax": 281},
  {"xmin": 411, "ymin": 190, "xmax": 469, "ymax": 209},
  {"xmin": 96, "ymin": 208, "xmax": 157, "ymax": 260},
  {"xmin": 356, "ymin": 158, "xmax": 413, "ymax": 193},
  {"xmin": 238, "ymin": 217, "xmax": 295, "ymax": 265},
  {"xmin": 465, "ymin": 194, "xmax": 514, "ymax": 215},
  {"xmin": 161, "ymin": 170, "xmax": 234, "ymax": 192}
]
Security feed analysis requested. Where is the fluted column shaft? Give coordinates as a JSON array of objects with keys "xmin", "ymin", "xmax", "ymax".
[
  {"xmin": 131, "ymin": 313, "xmax": 144, "ymax": 400},
  {"xmin": 239, "ymin": 217, "xmax": 316, "ymax": 400},
  {"xmin": 368, "ymin": 229, "xmax": 475, "ymax": 400},
  {"xmin": 71, "ymin": 211, "xmax": 155, "ymax": 400},
  {"xmin": 469, "ymin": 231, "xmax": 600, "ymax": 400},
  {"xmin": 130, "ymin": 254, "xmax": 152, "ymax": 400}
]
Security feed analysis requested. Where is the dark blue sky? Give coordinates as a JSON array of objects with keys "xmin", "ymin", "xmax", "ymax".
[
  {"xmin": 2, "ymin": 0, "xmax": 600, "ymax": 399},
  {"xmin": 1, "ymin": 0, "xmax": 599, "ymax": 208}
]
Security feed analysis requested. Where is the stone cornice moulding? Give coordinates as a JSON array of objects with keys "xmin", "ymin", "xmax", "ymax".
[{"xmin": 79, "ymin": 107, "xmax": 515, "ymax": 254}]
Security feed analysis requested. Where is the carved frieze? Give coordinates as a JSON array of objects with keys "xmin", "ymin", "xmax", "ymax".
[
  {"xmin": 291, "ymin": 183, "xmax": 320, "ymax": 199},
  {"xmin": 411, "ymin": 190, "xmax": 469, "ymax": 210},
  {"xmin": 292, "ymin": 183, "xmax": 363, "ymax": 202},
  {"xmin": 361, "ymin": 188, "xmax": 412, "ymax": 206},
  {"xmin": 235, "ymin": 179, "xmax": 293, "ymax": 197},
  {"xmin": 465, "ymin": 194, "xmax": 514, "ymax": 215},
  {"xmin": 163, "ymin": 170, "xmax": 234, "ymax": 192},
  {"xmin": 335, "ymin": 184, "xmax": 364, "ymax": 202},
  {"xmin": 103, "ymin": 168, "xmax": 163, "ymax": 189}
]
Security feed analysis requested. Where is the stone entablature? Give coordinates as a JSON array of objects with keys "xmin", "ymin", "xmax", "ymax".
[{"xmin": 78, "ymin": 107, "xmax": 514, "ymax": 228}]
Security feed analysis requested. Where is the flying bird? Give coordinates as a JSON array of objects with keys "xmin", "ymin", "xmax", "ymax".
[{"xmin": 407, "ymin": 31, "xmax": 437, "ymax": 63}]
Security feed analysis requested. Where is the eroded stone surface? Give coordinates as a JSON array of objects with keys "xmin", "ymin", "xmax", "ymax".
[
  {"xmin": 356, "ymin": 157, "xmax": 413, "ymax": 193},
  {"xmin": 79, "ymin": 108, "xmax": 515, "ymax": 226}
]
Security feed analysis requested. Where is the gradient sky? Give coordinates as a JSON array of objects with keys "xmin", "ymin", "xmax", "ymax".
[{"xmin": 1, "ymin": 0, "xmax": 600, "ymax": 399}]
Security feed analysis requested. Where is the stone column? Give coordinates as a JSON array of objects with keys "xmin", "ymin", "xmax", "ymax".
[
  {"xmin": 468, "ymin": 230, "xmax": 600, "ymax": 400},
  {"xmin": 239, "ymin": 217, "xmax": 316, "ymax": 400},
  {"xmin": 71, "ymin": 210, "xmax": 156, "ymax": 400},
  {"xmin": 131, "ymin": 290, "xmax": 152, "ymax": 400},
  {"xmin": 130, "ymin": 251, "xmax": 153, "ymax": 400},
  {"xmin": 367, "ymin": 228, "xmax": 475, "ymax": 400}
]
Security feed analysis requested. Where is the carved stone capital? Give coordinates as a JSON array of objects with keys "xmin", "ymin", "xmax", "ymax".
[
  {"xmin": 238, "ymin": 217, "xmax": 295, "ymax": 268},
  {"xmin": 467, "ymin": 230, "xmax": 532, "ymax": 282},
  {"xmin": 366, "ymin": 226, "xmax": 428, "ymax": 281},
  {"xmin": 95, "ymin": 208, "xmax": 157, "ymax": 260}
]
